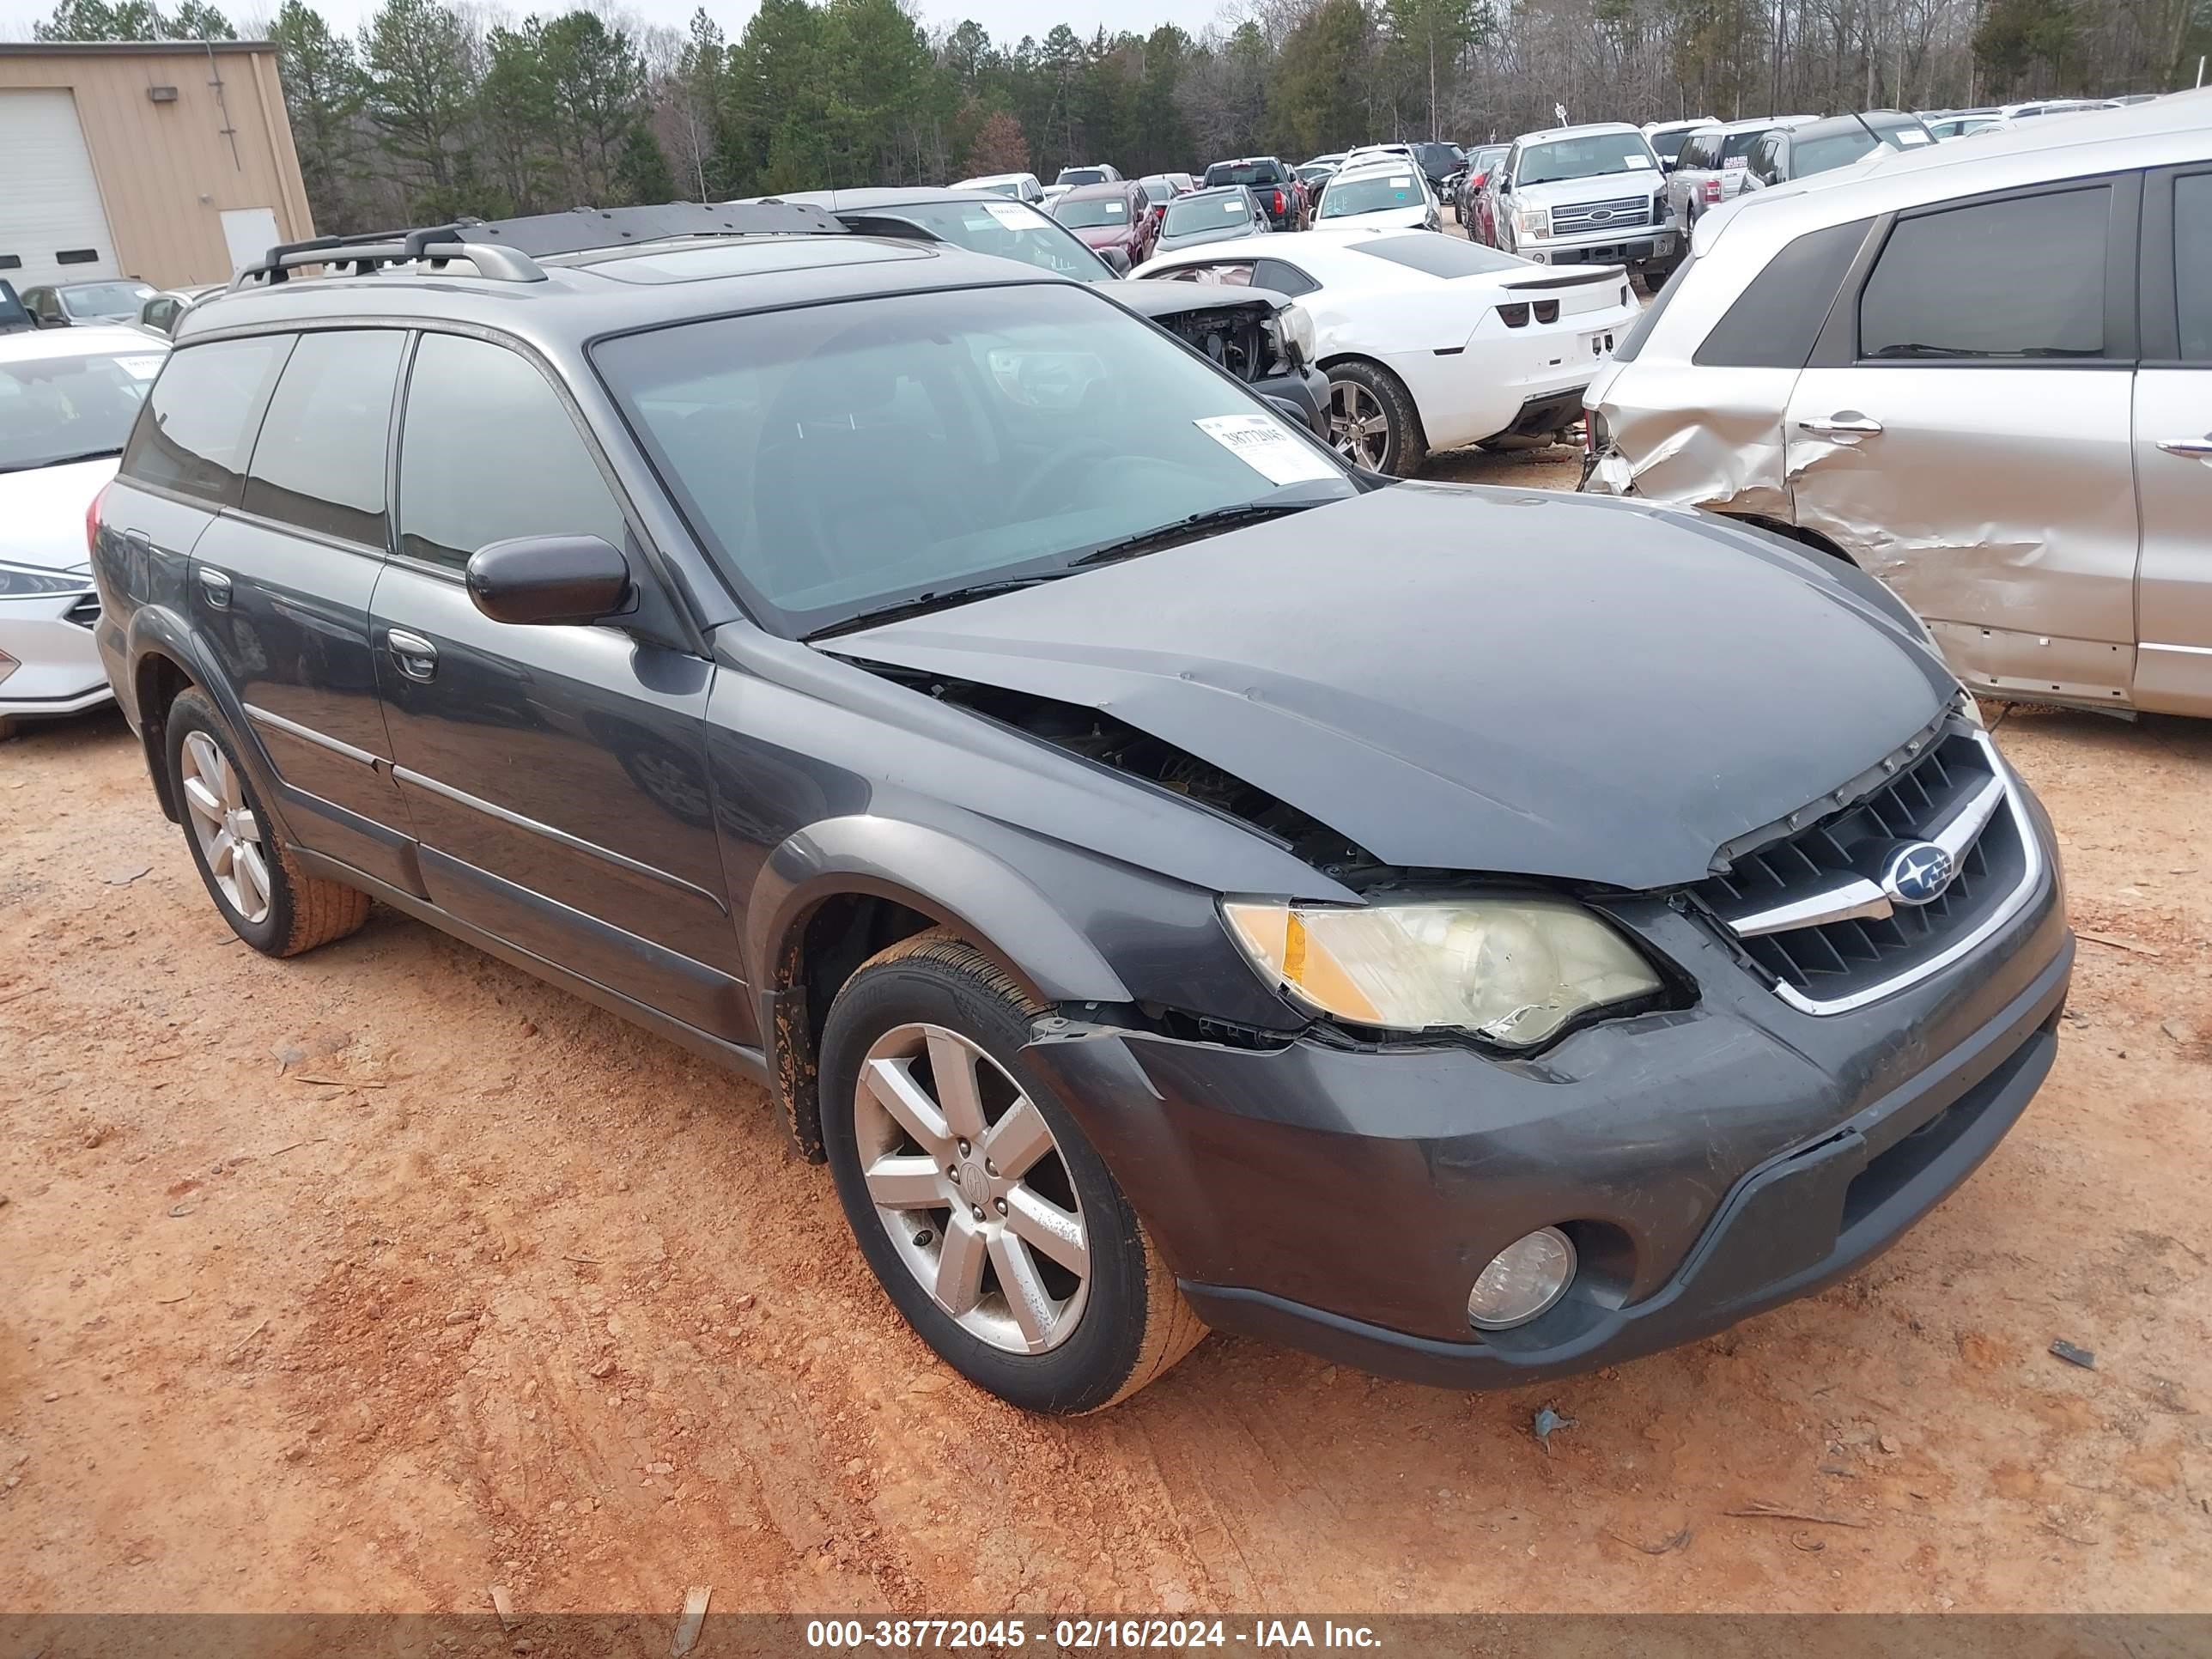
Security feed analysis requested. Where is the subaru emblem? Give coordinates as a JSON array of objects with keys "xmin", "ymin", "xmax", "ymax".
[{"xmin": 1881, "ymin": 841, "xmax": 1955, "ymax": 906}]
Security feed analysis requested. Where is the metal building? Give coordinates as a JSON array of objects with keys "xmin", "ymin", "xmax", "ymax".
[{"xmin": 0, "ymin": 40, "xmax": 316, "ymax": 292}]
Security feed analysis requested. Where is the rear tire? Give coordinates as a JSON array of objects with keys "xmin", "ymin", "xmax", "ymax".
[
  {"xmin": 818, "ymin": 929, "xmax": 1205, "ymax": 1413},
  {"xmin": 1326, "ymin": 360, "xmax": 1427, "ymax": 477},
  {"xmin": 166, "ymin": 688, "xmax": 370, "ymax": 957}
]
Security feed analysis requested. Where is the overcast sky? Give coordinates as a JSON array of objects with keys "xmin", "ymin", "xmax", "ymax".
[{"xmin": 0, "ymin": 0, "xmax": 1234, "ymax": 46}]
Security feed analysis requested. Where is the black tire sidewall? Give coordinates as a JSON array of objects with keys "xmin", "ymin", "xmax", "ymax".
[
  {"xmin": 818, "ymin": 952, "xmax": 1154, "ymax": 1415},
  {"xmin": 166, "ymin": 690, "xmax": 295, "ymax": 955}
]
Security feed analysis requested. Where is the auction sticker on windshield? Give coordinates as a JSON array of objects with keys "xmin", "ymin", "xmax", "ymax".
[
  {"xmin": 1195, "ymin": 414, "xmax": 1340, "ymax": 485},
  {"xmin": 116, "ymin": 355, "xmax": 165, "ymax": 380},
  {"xmin": 981, "ymin": 201, "xmax": 1039, "ymax": 229}
]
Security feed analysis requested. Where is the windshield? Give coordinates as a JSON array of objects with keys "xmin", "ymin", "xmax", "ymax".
[
  {"xmin": 1320, "ymin": 172, "xmax": 1424, "ymax": 217},
  {"xmin": 1164, "ymin": 192, "xmax": 1253, "ymax": 235},
  {"xmin": 1138, "ymin": 178, "xmax": 1175, "ymax": 204},
  {"xmin": 60, "ymin": 282, "xmax": 156, "ymax": 319},
  {"xmin": 594, "ymin": 283, "xmax": 1356, "ymax": 638},
  {"xmin": 1792, "ymin": 129, "xmax": 1881, "ymax": 177},
  {"xmin": 1057, "ymin": 167, "xmax": 1105, "ymax": 185},
  {"xmin": 1516, "ymin": 132, "xmax": 1657, "ymax": 185},
  {"xmin": 864, "ymin": 200, "xmax": 1112, "ymax": 282},
  {"xmin": 1649, "ymin": 128, "xmax": 1699, "ymax": 161},
  {"xmin": 0, "ymin": 345, "xmax": 161, "ymax": 471},
  {"xmin": 1205, "ymin": 161, "xmax": 1282, "ymax": 186},
  {"xmin": 1054, "ymin": 195, "xmax": 1131, "ymax": 230}
]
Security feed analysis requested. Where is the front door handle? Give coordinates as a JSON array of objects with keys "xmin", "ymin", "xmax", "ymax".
[
  {"xmin": 1797, "ymin": 412, "xmax": 1885, "ymax": 436},
  {"xmin": 197, "ymin": 567, "xmax": 232, "ymax": 609},
  {"xmin": 386, "ymin": 628, "xmax": 439, "ymax": 682},
  {"xmin": 2154, "ymin": 434, "xmax": 2212, "ymax": 459}
]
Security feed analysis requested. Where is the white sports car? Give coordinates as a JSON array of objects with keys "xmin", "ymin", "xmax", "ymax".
[
  {"xmin": 1131, "ymin": 229, "xmax": 1639, "ymax": 474},
  {"xmin": 1, "ymin": 324, "xmax": 167, "ymax": 738}
]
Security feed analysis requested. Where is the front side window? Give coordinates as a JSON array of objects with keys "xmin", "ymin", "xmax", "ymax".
[
  {"xmin": 242, "ymin": 330, "xmax": 406, "ymax": 546},
  {"xmin": 1516, "ymin": 132, "xmax": 1658, "ymax": 185},
  {"xmin": 0, "ymin": 341, "xmax": 165, "ymax": 474},
  {"xmin": 595, "ymin": 283, "xmax": 1356, "ymax": 638},
  {"xmin": 1859, "ymin": 186, "xmax": 2109, "ymax": 360},
  {"xmin": 118, "ymin": 335, "xmax": 289, "ymax": 504},
  {"xmin": 398, "ymin": 333, "xmax": 627, "ymax": 569},
  {"xmin": 2175, "ymin": 173, "xmax": 2212, "ymax": 362}
]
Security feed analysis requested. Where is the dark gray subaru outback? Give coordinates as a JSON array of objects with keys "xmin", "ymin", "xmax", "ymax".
[{"xmin": 89, "ymin": 204, "xmax": 2072, "ymax": 1413}]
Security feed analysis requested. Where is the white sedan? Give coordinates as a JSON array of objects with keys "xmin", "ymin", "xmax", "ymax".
[
  {"xmin": 1, "ymin": 324, "xmax": 166, "ymax": 738},
  {"xmin": 1312, "ymin": 158, "xmax": 1442, "ymax": 233},
  {"xmin": 1132, "ymin": 229, "xmax": 1639, "ymax": 474}
]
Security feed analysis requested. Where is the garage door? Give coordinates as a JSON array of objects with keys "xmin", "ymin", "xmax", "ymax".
[{"xmin": 0, "ymin": 88, "xmax": 122, "ymax": 288}]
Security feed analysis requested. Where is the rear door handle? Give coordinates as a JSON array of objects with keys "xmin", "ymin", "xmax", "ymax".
[
  {"xmin": 197, "ymin": 567, "xmax": 232, "ymax": 609},
  {"xmin": 386, "ymin": 628, "xmax": 439, "ymax": 682},
  {"xmin": 2154, "ymin": 435, "xmax": 2212, "ymax": 459},
  {"xmin": 1797, "ymin": 413, "xmax": 1885, "ymax": 436}
]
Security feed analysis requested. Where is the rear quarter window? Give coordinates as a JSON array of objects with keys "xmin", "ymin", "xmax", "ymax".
[
  {"xmin": 118, "ymin": 334, "xmax": 290, "ymax": 507},
  {"xmin": 1694, "ymin": 217, "xmax": 1871, "ymax": 368}
]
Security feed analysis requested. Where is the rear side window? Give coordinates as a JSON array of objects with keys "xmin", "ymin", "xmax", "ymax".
[
  {"xmin": 2177, "ymin": 173, "xmax": 2212, "ymax": 362},
  {"xmin": 119, "ymin": 335, "xmax": 289, "ymax": 506},
  {"xmin": 1696, "ymin": 218, "xmax": 1869, "ymax": 368},
  {"xmin": 242, "ymin": 330, "xmax": 406, "ymax": 546},
  {"xmin": 1858, "ymin": 186, "xmax": 2109, "ymax": 359},
  {"xmin": 1252, "ymin": 258, "xmax": 1320, "ymax": 298},
  {"xmin": 397, "ymin": 332, "xmax": 628, "ymax": 570},
  {"xmin": 1677, "ymin": 134, "xmax": 1713, "ymax": 169}
]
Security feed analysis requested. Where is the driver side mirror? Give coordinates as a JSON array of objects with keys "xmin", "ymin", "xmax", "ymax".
[
  {"xmin": 1497, "ymin": 176, "xmax": 1511, "ymax": 193},
  {"xmin": 1102, "ymin": 246, "xmax": 1132, "ymax": 275},
  {"xmin": 466, "ymin": 534, "xmax": 630, "ymax": 626}
]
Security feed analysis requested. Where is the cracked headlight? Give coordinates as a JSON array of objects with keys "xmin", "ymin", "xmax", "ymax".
[{"xmin": 1221, "ymin": 896, "xmax": 1662, "ymax": 1048}]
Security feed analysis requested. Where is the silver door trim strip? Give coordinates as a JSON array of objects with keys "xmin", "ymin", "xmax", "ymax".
[
  {"xmin": 391, "ymin": 764, "xmax": 729, "ymax": 915},
  {"xmin": 243, "ymin": 702, "xmax": 384, "ymax": 769},
  {"xmin": 2140, "ymin": 641, "xmax": 2212, "ymax": 657}
]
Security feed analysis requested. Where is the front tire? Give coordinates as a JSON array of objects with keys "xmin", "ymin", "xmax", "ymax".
[
  {"xmin": 817, "ymin": 930, "xmax": 1205, "ymax": 1413},
  {"xmin": 166, "ymin": 688, "xmax": 370, "ymax": 957},
  {"xmin": 1327, "ymin": 360, "xmax": 1427, "ymax": 477}
]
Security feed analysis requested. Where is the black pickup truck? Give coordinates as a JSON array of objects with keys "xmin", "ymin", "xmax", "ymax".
[{"xmin": 1201, "ymin": 157, "xmax": 1307, "ymax": 230}]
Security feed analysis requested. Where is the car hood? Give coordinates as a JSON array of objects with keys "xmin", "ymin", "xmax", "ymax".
[
  {"xmin": 1514, "ymin": 173, "xmax": 1659, "ymax": 210},
  {"xmin": 828, "ymin": 484, "xmax": 1954, "ymax": 890},
  {"xmin": 0, "ymin": 457, "xmax": 118, "ymax": 570},
  {"xmin": 1319, "ymin": 205, "xmax": 1429, "ymax": 229},
  {"xmin": 1155, "ymin": 221, "xmax": 1260, "ymax": 252},
  {"xmin": 1071, "ymin": 223, "xmax": 1137, "ymax": 248}
]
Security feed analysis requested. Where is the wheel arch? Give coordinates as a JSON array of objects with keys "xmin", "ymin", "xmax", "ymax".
[{"xmin": 747, "ymin": 818, "xmax": 1133, "ymax": 1161}]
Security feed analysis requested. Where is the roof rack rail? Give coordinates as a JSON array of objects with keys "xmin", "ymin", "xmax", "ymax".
[{"xmin": 233, "ymin": 199, "xmax": 848, "ymax": 290}]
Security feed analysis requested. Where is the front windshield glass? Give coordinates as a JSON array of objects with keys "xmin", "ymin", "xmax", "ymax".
[
  {"xmin": 1054, "ymin": 195, "xmax": 1130, "ymax": 230},
  {"xmin": 1793, "ymin": 129, "xmax": 1881, "ymax": 176},
  {"xmin": 1516, "ymin": 132, "xmax": 1657, "ymax": 185},
  {"xmin": 1320, "ymin": 171, "xmax": 1423, "ymax": 217},
  {"xmin": 864, "ymin": 200, "xmax": 1112, "ymax": 282},
  {"xmin": 1164, "ymin": 191, "xmax": 1251, "ymax": 234},
  {"xmin": 1474, "ymin": 145, "xmax": 1508, "ymax": 170},
  {"xmin": 1138, "ymin": 178, "xmax": 1175, "ymax": 204},
  {"xmin": 61, "ymin": 282, "xmax": 157, "ymax": 319},
  {"xmin": 594, "ymin": 284, "xmax": 1357, "ymax": 638},
  {"xmin": 0, "ymin": 345, "xmax": 161, "ymax": 472}
]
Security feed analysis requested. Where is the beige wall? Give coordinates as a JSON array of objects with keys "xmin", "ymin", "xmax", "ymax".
[{"xmin": 0, "ymin": 42, "xmax": 316, "ymax": 289}]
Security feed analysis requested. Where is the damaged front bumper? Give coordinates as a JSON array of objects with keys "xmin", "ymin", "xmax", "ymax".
[{"xmin": 1020, "ymin": 854, "xmax": 2070, "ymax": 1389}]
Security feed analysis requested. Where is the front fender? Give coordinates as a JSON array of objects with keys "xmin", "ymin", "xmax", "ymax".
[{"xmin": 745, "ymin": 815, "xmax": 1132, "ymax": 1007}]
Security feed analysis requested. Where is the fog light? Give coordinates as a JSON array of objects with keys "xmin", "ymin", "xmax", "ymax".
[{"xmin": 1468, "ymin": 1227, "xmax": 1577, "ymax": 1329}]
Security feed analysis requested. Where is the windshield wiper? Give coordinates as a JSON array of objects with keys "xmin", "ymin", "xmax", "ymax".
[
  {"xmin": 6, "ymin": 447, "xmax": 125, "ymax": 473},
  {"xmin": 808, "ymin": 575, "xmax": 1067, "ymax": 639},
  {"xmin": 1067, "ymin": 496, "xmax": 1334, "ymax": 568}
]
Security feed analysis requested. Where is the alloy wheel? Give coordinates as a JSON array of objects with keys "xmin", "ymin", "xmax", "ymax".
[
  {"xmin": 852, "ymin": 1022, "xmax": 1091, "ymax": 1355},
  {"xmin": 180, "ymin": 730, "xmax": 271, "ymax": 925},
  {"xmin": 1328, "ymin": 380, "xmax": 1390, "ymax": 469}
]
